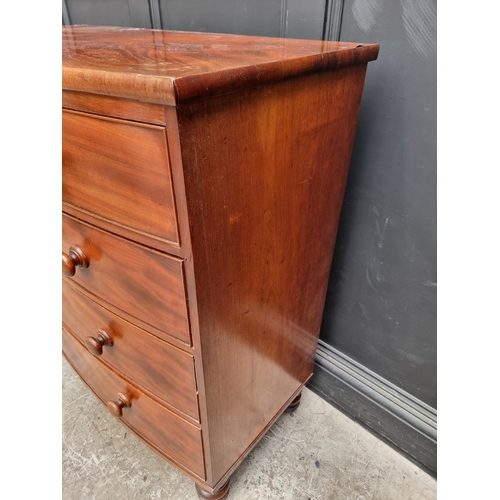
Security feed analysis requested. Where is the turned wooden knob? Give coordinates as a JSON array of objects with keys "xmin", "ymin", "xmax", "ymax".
[
  {"xmin": 62, "ymin": 245, "xmax": 88, "ymax": 276},
  {"xmin": 85, "ymin": 329, "xmax": 113, "ymax": 357},
  {"xmin": 107, "ymin": 393, "xmax": 131, "ymax": 418}
]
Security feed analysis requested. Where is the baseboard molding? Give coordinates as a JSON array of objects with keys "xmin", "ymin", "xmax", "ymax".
[{"xmin": 307, "ymin": 341, "xmax": 437, "ymax": 476}]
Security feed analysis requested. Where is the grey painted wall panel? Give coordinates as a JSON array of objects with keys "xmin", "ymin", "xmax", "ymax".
[
  {"xmin": 285, "ymin": 0, "xmax": 326, "ymax": 40},
  {"xmin": 159, "ymin": 0, "xmax": 282, "ymax": 36},
  {"xmin": 62, "ymin": 0, "xmax": 71, "ymax": 25},
  {"xmin": 66, "ymin": 0, "xmax": 152, "ymax": 28},
  {"xmin": 64, "ymin": 0, "xmax": 336, "ymax": 41},
  {"xmin": 320, "ymin": 0, "xmax": 436, "ymax": 407}
]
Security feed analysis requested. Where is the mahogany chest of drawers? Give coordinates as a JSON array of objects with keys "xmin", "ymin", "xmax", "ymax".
[{"xmin": 62, "ymin": 26, "xmax": 378, "ymax": 499}]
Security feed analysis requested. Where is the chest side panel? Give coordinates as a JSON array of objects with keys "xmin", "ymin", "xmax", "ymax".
[{"xmin": 178, "ymin": 65, "xmax": 369, "ymax": 483}]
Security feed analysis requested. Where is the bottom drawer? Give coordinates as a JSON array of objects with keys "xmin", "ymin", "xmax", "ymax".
[
  {"xmin": 62, "ymin": 280, "xmax": 199, "ymax": 421},
  {"xmin": 62, "ymin": 328, "xmax": 205, "ymax": 480}
]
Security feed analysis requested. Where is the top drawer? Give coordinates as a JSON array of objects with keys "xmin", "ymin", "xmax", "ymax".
[{"xmin": 62, "ymin": 110, "xmax": 179, "ymax": 247}]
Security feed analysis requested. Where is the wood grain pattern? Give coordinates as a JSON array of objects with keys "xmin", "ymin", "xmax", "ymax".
[
  {"xmin": 177, "ymin": 65, "xmax": 369, "ymax": 483},
  {"xmin": 62, "ymin": 327, "xmax": 205, "ymax": 479},
  {"xmin": 63, "ymin": 109, "xmax": 179, "ymax": 246},
  {"xmin": 61, "ymin": 26, "xmax": 380, "ymax": 494},
  {"xmin": 62, "ymin": 280, "xmax": 199, "ymax": 421},
  {"xmin": 162, "ymin": 106, "xmax": 216, "ymax": 484},
  {"xmin": 63, "ymin": 90, "xmax": 166, "ymax": 125},
  {"xmin": 62, "ymin": 213, "xmax": 190, "ymax": 344},
  {"xmin": 62, "ymin": 26, "xmax": 379, "ymax": 104},
  {"xmin": 62, "ymin": 203, "xmax": 183, "ymax": 257}
]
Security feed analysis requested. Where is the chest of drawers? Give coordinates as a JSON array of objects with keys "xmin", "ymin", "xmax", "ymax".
[{"xmin": 62, "ymin": 26, "xmax": 378, "ymax": 499}]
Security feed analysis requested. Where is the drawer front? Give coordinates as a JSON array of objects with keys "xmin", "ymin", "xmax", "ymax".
[
  {"xmin": 62, "ymin": 213, "xmax": 190, "ymax": 344},
  {"xmin": 62, "ymin": 280, "xmax": 199, "ymax": 420},
  {"xmin": 62, "ymin": 328, "xmax": 205, "ymax": 480},
  {"xmin": 62, "ymin": 110, "xmax": 179, "ymax": 246}
]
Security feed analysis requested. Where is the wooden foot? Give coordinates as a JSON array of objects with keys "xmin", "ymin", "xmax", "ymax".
[
  {"xmin": 195, "ymin": 480, "xmax": 230, "ymax": 500},
  {"xmin": 285, "ymin": 392, "xmax": 302, "ymax": 412}
]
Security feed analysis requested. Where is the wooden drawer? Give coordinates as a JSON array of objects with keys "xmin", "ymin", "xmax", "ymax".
[
  {"xmin": 62, "ymin": 328, "xmax": 205, "ymax": 480},
  {"xmin": 62, "ymin": 110, "xmax": 179, "ymax": 247},
  {"xmin": 62, "ymin": 213, "xmax": 190, "ymax": 345},
  {"xmin": 62, "ymin": 280, "xmax": 199, "ymax": 421}
]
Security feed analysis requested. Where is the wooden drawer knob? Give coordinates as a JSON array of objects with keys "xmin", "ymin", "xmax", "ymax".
[
  {"xmin": 62, "ymin": 245, "xmax": 88, "ymax": 277},
  {"xmin": 107, "ymin": 393, "xmax": 131, "ymax": 418},
  {"xmin": 85, "ymin": 329, "xmax": 113, "ymax": 357}
]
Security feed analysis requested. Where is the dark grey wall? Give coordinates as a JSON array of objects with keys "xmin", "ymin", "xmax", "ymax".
[
  {"xmin": 65, "ymin": 0, "xmax": 153, "ymax": 28},
  {"xmin": 320, "ymin": 0, "xmax": 437, "ymax": 408},
  {"xmin": 159, "ymin": 0, "xmax": 282, "ymax": 36},
  {"xmin": 159, "ymin": 0, "xmax": 327, "ymax": 39},
  {"xmin": 63, "ymin": 0, "xmax": 437, "ymax": 470},
  {"xmin": 62, "ymin": 0, "xmax": 328, "ymax": 38}
]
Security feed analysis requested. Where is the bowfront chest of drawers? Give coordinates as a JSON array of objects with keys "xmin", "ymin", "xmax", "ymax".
[{"xmin": 62, "ymin": 26, "xmax": 379, "ymax": 499}]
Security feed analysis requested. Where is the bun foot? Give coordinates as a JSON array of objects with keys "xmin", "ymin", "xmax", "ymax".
[
  {"xmin": 285, "ymin": 392, "xmax": 302, "ymax": 412},
  {"xmin": 195, "ymin": 480, "xmax": 230, "ymax": 500}
]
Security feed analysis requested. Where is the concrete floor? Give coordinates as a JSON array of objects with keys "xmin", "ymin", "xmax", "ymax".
[{"xmin": 62, "ymin": 356, "xmax": 436, "ymax": 499}]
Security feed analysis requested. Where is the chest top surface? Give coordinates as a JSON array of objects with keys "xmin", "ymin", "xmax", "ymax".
[{"xmin": 62, "ymin": 26, "xmax": 379, "ymax": 105}]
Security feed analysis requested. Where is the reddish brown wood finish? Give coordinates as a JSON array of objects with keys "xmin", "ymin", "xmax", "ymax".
[
  {"xmin": 177, "ymin": 65, "xmax": 369, "ymax": 484},
  {"xmin": 285, "ymin": 392, "xmax": 302, "ymax": 412},
  {"xmin": 63, "ymin": 109, "xmax": 179, "ymax": 247},
  {"xmin": 62, "ymin": 328, "xmax": 205, "ymax": 479},
  {"xmin": 196, "ymin": 480, "xmax": 230, "ymax": 500},
  {"xmin": 62, "ymin": 280, "xmax": 199, "ymax": 420},
  {"xmin": 62, "ymin": 245, "xmax": 88, "ymax": 276},
  {"xmin": 61, "ymin": 26, "xmax": 379, "ymax": 495},
  {"xmin": 63, "ymin": 90, "xmax": 166, "ymax": 125},
  {"xmin": 107, "ymin": 392, "xmax": 131, "ymax": 417},
  {"xmin": 162, "ymin": 106, "xmax": 216, "ymax": 484},
  {"xmin": 63, "ymin": 26, "xmax": 379, "ymax": 105},
  {"xmin": 62, "ymin": 213, "xmax": 190, "ymax": 344},
  {"xmin": 62, "ymin": 203, "xmax": 183, "ymax": 257},
  {"xmin": 85, "ymin": 328, "xmax": 113, "ymax": 356}
]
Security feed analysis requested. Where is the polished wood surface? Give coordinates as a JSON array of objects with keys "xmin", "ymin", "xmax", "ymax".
[
  {"xmin": 61, "ymin": 26, "xmax": 379, "ymax": 495},
  {"xmin": 62, "ymin": 201, "xmax": 183, "ymax": 257},
  {"xmin": 63, "ymin": 90, "xmax": 166, "ymax": 125},
  {"xmin": 63, "ymin": 328, "xmax": 205, "ymax": 479},
  {"xmin": 62, "ymin": 26, "xmax": 379, "ymax": 104},
  {"xmin": 178, "ymin": 65, "xmax": 368, "ymax": 483},
  {"xmin": 63, "ymin": 109, "xmax": 179, "ymax": 246},
  {"xmin": 62, "ymin": 245, "xmax": 88, "ymax": 277},
  {"xmin": 162, "ymin": 106, "xmax": 215, "ymax": 483},
  {"xmin": 85, "ymin": 328, "xmax": 113, "ymax": 356},
  {"xmin": 107, "ymin": 392, "xmax": 131, "ymax": 418},
  {"xmin": 62, "ymin": 280, "xmax": 199, "ymax": 420},
  {"xmin": 62, "ymin": 213, "xmax": 190, "ymax": 344}
]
